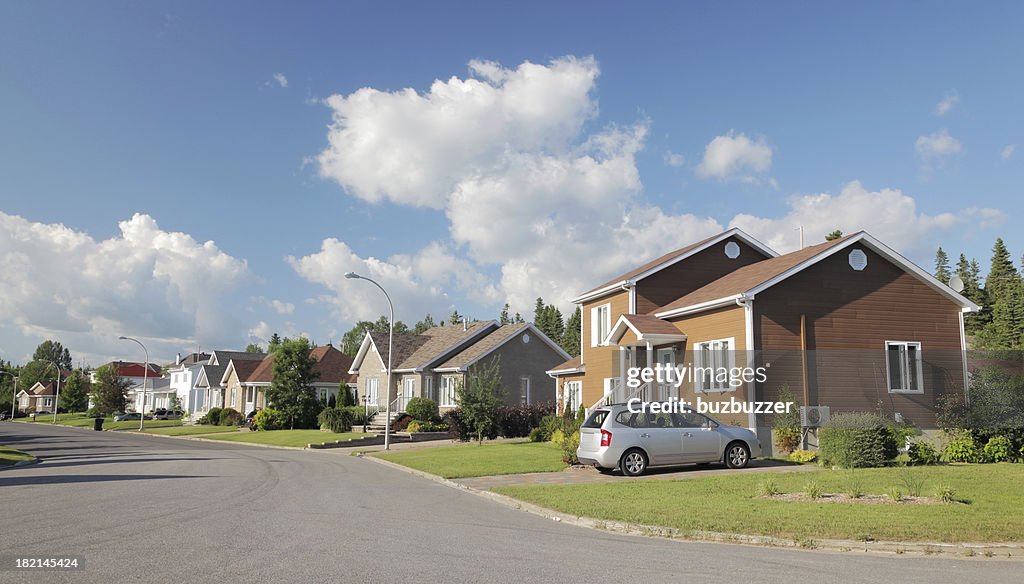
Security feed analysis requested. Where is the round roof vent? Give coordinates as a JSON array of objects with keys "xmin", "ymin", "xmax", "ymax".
[
  {"xmin": 849, "ymin": 249, "xmax": 868, "ymax": 271},
  {"xmin": 522, "ymin": 333, "xmax": 530, "ymax": 344},
  {"xmin": 724, "ymin": 241, "xmax": 741, "ymax": 259}
]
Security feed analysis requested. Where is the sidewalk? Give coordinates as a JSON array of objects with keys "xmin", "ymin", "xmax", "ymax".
[{"xmin": 454, "ymin": 459, "xmax": 815, "ymax": 490}]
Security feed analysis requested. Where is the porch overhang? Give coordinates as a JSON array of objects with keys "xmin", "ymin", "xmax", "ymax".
[{"xmin": 605, "ymin": 314, "xmax": 687, "ymax": 347}]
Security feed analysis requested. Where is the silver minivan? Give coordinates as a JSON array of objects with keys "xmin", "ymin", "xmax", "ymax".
[{"xmin": 577, "ymin": 404, "xmax": 761, "ymax": 476}]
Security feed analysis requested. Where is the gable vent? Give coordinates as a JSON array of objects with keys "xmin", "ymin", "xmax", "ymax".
[
  {"xmin": 849, "ymin": 249, "xmax": 868, "ymax": 271},
  {"xmin": 724, "ymin": 241, "xmax": 741, "ymax": 259}
]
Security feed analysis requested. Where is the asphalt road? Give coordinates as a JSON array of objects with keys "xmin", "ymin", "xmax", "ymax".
[{"xmin": 0, "ymin": 423, "xmax": 1018, "ymax": 584}]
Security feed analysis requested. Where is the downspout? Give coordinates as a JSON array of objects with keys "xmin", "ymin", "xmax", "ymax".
[{"xmin": 735, "ymin": 296, "xmax": 757, "ymax": 432}]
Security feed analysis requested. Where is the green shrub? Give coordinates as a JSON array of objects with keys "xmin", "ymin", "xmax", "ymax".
[
  {"xmin": 756, "ymin": 478, "xmax": 781, "ymax": 497},
  {"xmin": 887, "ymin": 422, "xmax": 919, "ymax": 451},
  {"xmin": 253, "ymin": 408, "xmax": 288, "ymax": 431},
  {"xmin": 347, "ymin": 406, "xmax": 375, "ymax": 426},
  {"xmin": 552, "ymin": 429, "xmax": 579, "ymax": 465},
  {"xmin": 803, "ymin": 480, "xmax": 823, "ymax": 499},
  {"xmin": 772, "ymin": 385, "xmax": 801, "ymax": 454},
  {"xmin": 907, "ymin": 440, "xmax": 940, "ymax": 465},
  {"xmin": 528, "ymin": 427, "xmax": 546, "ymax": 442},
  {"xmin": 406, "ymin": 397, "xmax": 439, "ymax": 422},
  {"xmin": 405, "ymin": 420, "xmax": 448, "ymax": 433},
  {"xmin": 983, "ymin": 435, "xmax": 1014, "ymax": 462},
  {"xmin": 532, "ymin": 414, "xmax": 579, "ymax": 443},
  {"xmin": 206, "ymin": 407, "xmax": 223, "ymax": 425},
  {"xmin": 818, "ymin": 412, "xmax": 897, "ymax": 468},
  {"xmin": 936, "ymin": 485, "xmax": 958, "ymax": 504},
  {"xmin": 219, "ymin": 408, "xmax": 242, "ymax": 426},
  {"xmin": 317, "ymin": 407, "xmax": 354, "ymax": 433},
  {"xmin": 789, "ymin": 449, "xmax": 817, "ymax": 463},
  {"xmin": 943, "ymin": 431, "xmax": 983, "ymax": 463}
]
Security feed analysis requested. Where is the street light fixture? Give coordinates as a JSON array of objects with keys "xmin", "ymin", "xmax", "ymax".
[
  {"xmin": 345, "ymin": 271, "xmax": 394, "ymax": 450},
  {"xmin": 119, "ymin": 336, "xmax": 150, "ymax": 431}
]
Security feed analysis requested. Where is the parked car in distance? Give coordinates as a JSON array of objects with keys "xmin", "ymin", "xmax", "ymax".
[
  {"xmin": 152, "ymin": 409, "xmax": 184, "ymax": 420},
  {"xmin": 33, "ymin": 410, "xmax": 53, "ymax": 416},
  {"xmin": 113, "ymin": 412, "xmax": 153, "ymax": 422},
  {"xmin": 244, "ymin": 409, "xmax": 260, "ymax": 429},
  {"xmin": 0, "ymin": 411, "xmax": 10, "ymax": 420},
  {"xmin": 577, "ymin": 404, "xmax": 761, "ymax": 476}
]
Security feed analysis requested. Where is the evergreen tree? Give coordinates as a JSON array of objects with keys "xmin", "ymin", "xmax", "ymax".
[
  {"xmin": 934, "ymin": 247, "xmax": 951, "ymax": 283},
  {"xmin": 977, "ymin": 279, "xmax": 1024, "ymax": 350},
  {"xmin": 513, "ymin": 312, "xmax": 525, "ymax": 324},
  {"xmin": 59, "ymin": 369, "xmax": 90, "ymax": 413},
  {"xmin": 984, "ymin": 238, "xmax": 1020, "ymax": 305},
  {"xmin": 268, "ymin": 333, "xmax": 283, "ymax": 353},
  {"xmin": 90, "ymin": 364, "xmax": 131, "ymax": 415},
  {"xmin": 338, "ymin": 383, "xmax": 357, "ymax": 407},
  {"xmin": 448, "ymin": 309, "xmax": 463, "ymax": 327},
  {"xmin": 561, "ymin": 307, "xmax": 582, "ymax": 357},
  {"xmin": 533, "ymin": 298, "xmax": 566, "ymax": 347},
  {"xmin": 456, "ymin": 356, "xmax": 505, "ymax": 444},
  {"xmin": 341, "ymin": 317, "xmax": 410, "ymax": 356},
  {"xmin": 413, "ymin": 313, "xmax": 437, "ymax": 334},
  {"xmin": 825, "ymin": 230, "xmax": 843, "ymax": 241},
  {"xmin": 499, "ymin": 304, "xmax": 512, "ymax": 325},
  {"xmin": 958, "ymin": 254, "xmax": 989, "ymax": 334},
  {"xmin": 267, "ymin": 338, "xmax": 321, "ymax": 429}
]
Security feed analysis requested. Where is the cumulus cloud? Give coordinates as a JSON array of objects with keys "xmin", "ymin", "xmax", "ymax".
[
  {"xmin": 934, "ymin": 91, "xmax": 959, "ymax": 116},
  {"xmin": 916, "ymin": 129, "xmax": 963, "ymax": 160},
  {"xmin": 729, "ymin": 181, "xmax": 1003, "ymax": 256},
  {"xmin": 271, "ymin": 299, "xmax": 295, "ymax": 315},
  {"xmin": 271, "ymin": 72, "xmax": 288, "ymax": 88},
  {"xmin": 0, "ymin": 212, "xmax": 251, "ymax": 363},
  {"xmin": 695, "ymin": 131, "xmax": 773, "ymax": 181},
  {"xmin": 663, "ymin": 151, "xmax": 684, "ymax": 167},
  {"xmin": 1002, "ymin": 144, "xmax": 1015, "ymax": 160}
]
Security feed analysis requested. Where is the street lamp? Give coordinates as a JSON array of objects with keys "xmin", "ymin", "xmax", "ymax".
[
  {"xmin": 28, "ymin": 360, "xmax": 62, "ymax": 424},
  {"xmin": 345, "ymin": 271, "xmax": 394, "ymax": 450},
  {"xmin": 119, "ymin": 336, "xmax": 150, "ymax": 431},
  {"xmin": 1, "ymin": 371, "xmax": 17, "ymax": 421}
]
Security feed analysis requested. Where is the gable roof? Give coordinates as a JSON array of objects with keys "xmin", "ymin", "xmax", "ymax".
[
  {"xmin": 220, "ymin": 359, "xmax": 264, "ymax": 386},
  {"xmin": 653, "ymin": 231, "xmax": 980, "ymax": 318},
  {"xmin": 350, "ymin": 321, "xmax": 498, "ymax": 373},
  {"xmin": 245, "ymin": 344, "xmax": 356, "ymax": 385},
  {"xmin": 571, "ymin": 228, "xmax": 777, "ymax": 303},
  {"xmin": 434, "ymin": 323, "xmax": 572, "ymax": 372},
  {"xmin": 103, "ymin": 361, "xmax": 162, "ymax": 378},
  {"xmin": 26, "ymin": 381, "xmax": 57, "ymax": 396},
  {"xmin": 209, "ymin": 350, "xmax": 266, "ymax": 366},
  {"xmin": 546, "ymin": 355, "xmax": 584, "ymax": 376},
  {"xmin": 606, "ymin": 314, "xmax": 687, "ymax": 345},
  {"xmin": 195, "ymin": 364, "xmax": 227, "ymax": 389}
]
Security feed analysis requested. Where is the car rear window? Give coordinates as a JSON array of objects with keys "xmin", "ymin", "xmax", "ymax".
[{"xmin": 582, "ymin": 410, "xmax": 609, "ymax": 428}]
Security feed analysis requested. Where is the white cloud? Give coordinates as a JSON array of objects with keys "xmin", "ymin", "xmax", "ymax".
[
  {"xmin": 0, "ymin": 212, "xmax": 251, "ymax": 364},
  {"xmin": 663, "ymin": 151, "xmax": 684, "ymax": 167},
  {"xmin": 729, "ymin": 181, "xmax": 1003, "ymax": 255},
  {"xmin": 915, "ymin": 129, "xmax": 963, "ymax": 160},
  {"xmin": 271, "ymin": 299, "xmax": 295, "ymax": 315},
  {"xmin": 934, "ymin": 91, "xmax": 959, "ymax": 116},
  {"xmin": 695, "ymin": 131, "xmax": 773, "ymax": 181},
  {"xmin": 1002, "ymin": 144, "xmax": 1015, "ymax": 160},
  {"xmin": 271, "ymin": 73, "xmax": 288, "ymax": 88}
]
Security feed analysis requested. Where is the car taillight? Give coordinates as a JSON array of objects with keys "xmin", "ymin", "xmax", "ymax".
[{"xmin": 600, "ymin": 429, "xmax": 612, "ymax": 447}]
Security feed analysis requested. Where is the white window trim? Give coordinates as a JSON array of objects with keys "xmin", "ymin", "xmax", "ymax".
[
  {"xmin": 440, "ymin": 376, "xmax": 459, "ymax": 407},
  {"xmin": 520, "ymin": 376, "xmax": 531, "ymax": 405},
  {"xmin": 564, "ymin": 380, "xmax": 582, "ymax": 413},
  {"xmin": 885, "ymin": 341, "xmax": 925, "ymax": 394},
  {"xmin": 590, "ymin": 303, "xmax": 612, "ymax": 347},
  {"xmin": 423, "ymin": 377, "xmax": 434, "ymax": 402},
  {"xmin": 365, "ymin": 377, "xmax": 379, "ymax": 405},
  {"xmin": 693, "ymin": 337, "xmax": 736, "ymax": 393}
]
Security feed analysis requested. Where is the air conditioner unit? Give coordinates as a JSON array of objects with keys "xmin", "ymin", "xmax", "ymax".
[{"xmin": 801, "ymin": 405, "xmax": 830, "ymax": 428}]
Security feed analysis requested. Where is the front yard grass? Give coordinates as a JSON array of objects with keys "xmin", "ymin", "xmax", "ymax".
[
  {"xmin": 0, "ymin": 445, "xmax": 35, "ymax": 466},
  {"xmin": 15, "ymin": 414, "xmax": 183, "ymax": 431},
  {"xmin": 137, "ymin": 425, "xmax": 239, "ymax": 436},
  {"xmin": 493, "ymin": 464, "xmax": 1024, "ymax": 543},
  {"xmin": 105, "ymin": 420, "xmax": 182, "ymax": 431},
  {"xmin": 203, "ymin": 429, "xmax": 370, "ymax": 448},
  {"xmin": 375, "ymin": 440, "xmax": 565, "ymax": 478}
]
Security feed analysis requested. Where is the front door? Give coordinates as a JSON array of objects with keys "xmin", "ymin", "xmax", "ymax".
[
  {"xmin": 401, "ymin": 378, "xmax": 415, "ymax": 411},
  {"xmin": 656, "ymin": 348, "xmax": 676, "ymax": 402}
]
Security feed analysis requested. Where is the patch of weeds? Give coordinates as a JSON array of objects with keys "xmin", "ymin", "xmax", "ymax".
[
  {"xmin": 797, "ymin": 537, "xmax": 817, "ymax": 549},
  {"xmin": 803, "ymin": 480, "xmax": 823, "ymax": 500},
  {"xmin": 856, "ymin": 533, "xmax": 875, "ymax": 542},
  {"xmin": 899, "ymin": 471, "xmax": 927, "ymax": 498},
  {"xmin": 885, "ymin": 486, "xmax": 904, "ymax": 503},
  {"xmin": 845, "ymin": 471, "xmax": 865, "ymax": 499},
  {"xmin": 964, "ymin": 548, "xmax": 976, "ymax": 557},
  {"xmin": 756, "ymin": 477, "xmax": 782, "ymax": 497},
  {"xmin": 936, "ymin": 485, "xmax": 959, "ymax": 504},
  {"xmin": 984, "ymin": 550, "xmax": 994, "ymax": 558}
]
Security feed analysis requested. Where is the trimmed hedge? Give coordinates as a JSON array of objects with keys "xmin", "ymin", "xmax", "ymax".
[
  {"xmin": 443, "ymin": 402, "xmax": 556, "ymax": 441},
  {"xmin": 253, "ymin": 408, "xmax": 288, "ymax": 431},
  {"xmin": 406, "ymin": 397, "xmax": 439, "ymax": 422},
  {"xmin": 318, "ymin": 407, "xmax": 354, "ymax": 433},
  {"xmin": 219, "ymin": 408, "xmax": 243, "ymax": 427},
  {"xmin": 818, "ymin": 412, "xmax": 897, "ymax": 468}
]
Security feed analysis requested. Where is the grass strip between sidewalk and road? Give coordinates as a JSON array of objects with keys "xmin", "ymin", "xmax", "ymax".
[
  {"xmin": 202, "ymin": 429, "xmax": 371, "ymax": 448},
  {"xmin": 374, "ymin": 440, "xmax": 565, "ymax": 479},
  {"xmin": 493, "ymin": 463, "xmax": 1024, "ymax": 544},
  {"xmin": 0, "ymin": 445, "xmax": 35, "ymax": 466}
]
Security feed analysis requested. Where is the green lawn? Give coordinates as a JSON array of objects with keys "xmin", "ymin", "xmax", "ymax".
[
  {"xmin": 203, "ymin": 429, "xmax": 371, "ymax": 448},
  {"xmin": 137, "ymin": 425, "xmax": 240, "ymax": 436},
  {"xmin": 105, "ymin": 420, "xmax": 182, "ymax": 431},
  {"xmin": 15, "ymin": 414, "xmax": 183, "ymax": 431},
  {"xmin": 16, "ymin": 413, "xmax": 92, "ymax": 425},
  {"xmin": 494, "ymin": 464, "xmax": 1024, "ymax": 543},
  {"xmin": 0, "ymin": 445, "xmax": 35, "ymax": 466},
  {"xmin": 375, "ymin": 440, "xmax": 566, "ymax": 479}
]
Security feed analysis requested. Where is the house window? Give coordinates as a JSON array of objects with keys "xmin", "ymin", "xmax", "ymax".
[
  {"xmin": 693, "ymin": 338, "xmax": 735, "ymax": 392},
  {"xmin": 319, "ymin": 388, "xmax": 328, "ymax": 403},
  {"xmin": 886, "ymin": 341, "xmax": 924, "ymax": 393},
  {"xmin": 519, "ymin": 376, "xmax": 531, "ymax": 404},
  {"xmin": 365, "ymin": 378, "xmax": 379, "ymax": 406},
  {"xmin": 440, "ymin": 376, "xmax": 458, "ymax": 407},
  {"xmin": 564, "ymin": 381, "xmax": 582, "ymax": 414},
  {"xmin": 423, "ymin": 377, "xmax": 434, "ymax": 402},
  {"xmin": 590, "ymin": 303, "xmax": 611, "ymax": 347},
  {"xmin": 230, "ymin": 388, "xmax": 237, "ymax": 407},
  {"xmin": 42, "ymin": 398, "xmax": 52, "ymax": 407}
]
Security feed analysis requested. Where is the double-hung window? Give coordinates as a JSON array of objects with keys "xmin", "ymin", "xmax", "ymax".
[
  {"xmin": 886, "ymin": 341, "xmax": 924, "ymax": 393},
  {"xmin": 440, "ymin": 376, "xmax": 459, "ymax": 407},
  {"xmin": 564, "ymin": 381, "xmax": 582, "ymax": 413},
  {"xmin": 590, "ymin": 303, "xmax": 611, "ymax": 347},
  {"xmin": 693, "ymin": 338, "xmax": 735, "ymax": 392},
  {"xmin": 365, "ymin": 377, "xmax": 379, "ymax": 406}
]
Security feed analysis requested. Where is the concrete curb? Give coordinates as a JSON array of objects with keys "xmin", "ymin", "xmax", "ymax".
[
  {"xmin": 0, "ymin": 456, "xmax": 40, "ymax": 470},
  {"xmin": 360, "ymin": 455, "xmax": 1023, "ymax": 560}
]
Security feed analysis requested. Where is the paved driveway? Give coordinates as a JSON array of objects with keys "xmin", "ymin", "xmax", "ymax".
[{"xmin": 0, "ymin": 423, "xmax": 1018, "ymax": 584}]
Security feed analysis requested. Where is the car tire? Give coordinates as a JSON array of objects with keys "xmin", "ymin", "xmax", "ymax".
[
  {"xmin": 619, "ymin": 449, "xmax": 648, "ymax": 477},
  {"xmin": 724, "ymin": 441, "xmax": 751, "ymax": 469}
]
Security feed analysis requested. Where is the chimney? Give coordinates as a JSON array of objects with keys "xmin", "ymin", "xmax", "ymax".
[
  {"xmin": 463, "ymin": 318, "xmax": 468, "ymax": 332},
  {"xmin": 176, "ymin": 353, "xmax": 181, "ymax": 365}
]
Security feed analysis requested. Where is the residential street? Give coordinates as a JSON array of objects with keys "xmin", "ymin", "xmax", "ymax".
[{"xmin": 0, "ymin": 424, "xmax": 1017, "ymax": 583}]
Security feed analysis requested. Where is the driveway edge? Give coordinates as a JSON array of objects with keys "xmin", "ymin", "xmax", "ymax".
[{"xmin": 360, "ymin": 455, "xmax": 1023, "ymax": 560}]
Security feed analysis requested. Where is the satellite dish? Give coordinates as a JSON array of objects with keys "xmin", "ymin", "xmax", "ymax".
[{"xmin": 949, "ymin": 275, "xmax": 965, "ymax": 293}]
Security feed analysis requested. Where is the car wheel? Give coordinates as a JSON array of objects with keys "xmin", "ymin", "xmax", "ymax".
[
  {"xmin": 724, "ymin": 441, "xmax": 751, "ymax": 469},
  {"xmin": 619, "ymin": 449, "xmax": 648, "ymax": 476}
]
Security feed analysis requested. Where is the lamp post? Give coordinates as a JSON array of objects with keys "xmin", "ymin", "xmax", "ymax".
[
  {"xmin": 1, "ymin": 371, "xmax": 17, "ymax": 420},
  {"xmin": 28, "ymin": 360, "xmax": 62, "ymax": 424},
  {"xmin": 119, "ymin": 336, "xmax": 150, "ymax": 431},
  {"xmin": 345, "ymin": 271, "xmax": 393, "ymax": 450}
]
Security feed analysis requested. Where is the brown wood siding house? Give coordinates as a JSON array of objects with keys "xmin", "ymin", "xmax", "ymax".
[{"xmin": 565, "ymin": 228, "xmax": 976, "ymax": 452}]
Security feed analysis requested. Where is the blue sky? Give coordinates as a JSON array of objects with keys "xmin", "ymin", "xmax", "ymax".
[{"xmin": 1, "ymin": 1, "xmax": 1021, "ymax": 365}]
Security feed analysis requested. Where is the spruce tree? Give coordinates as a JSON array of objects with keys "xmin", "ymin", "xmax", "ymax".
[
  {"xmin": 562, "ymin": 307, "xmax": 582, "ymax": 356},
  {"xmin": 985, "ymin": 238, "xmax": 1020, "ymax": 305},
  {"xmin": 934, "ymin": 247, "xmax": 951, "ymax": 283},
  {"xmin": 499, "ymin": 304, "xmax": 512, "ymax": 325}
]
